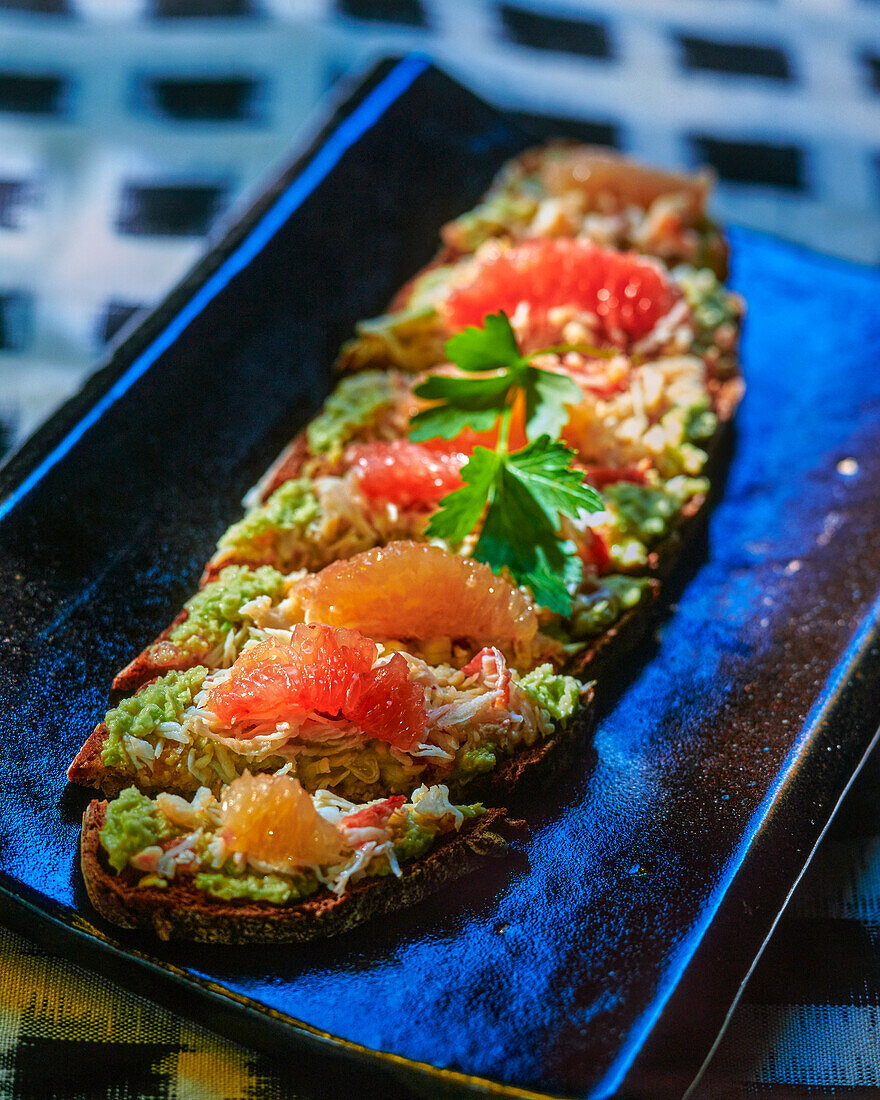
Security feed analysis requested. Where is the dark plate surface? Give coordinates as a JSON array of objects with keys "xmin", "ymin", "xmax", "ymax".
[{"xmin": 2, "ymin": 58, "xmax": 880, "ymax": 1100}]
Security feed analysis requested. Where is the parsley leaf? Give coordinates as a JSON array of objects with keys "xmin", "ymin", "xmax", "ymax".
[
  {"xmin": 426, "ymin": 439, "xmax": 599, "ymax": 614},
  {"xmin": 412, "ymin": 311, "xmax": 582, "ymax": 445},
  {"xmin": 409, "ymin": 311, "xmax": 607, "ymax": 614},
  {"xmin": 504, "ymin": 437, "xmax": 603, "ymax": 522},
  {"xmin": 475, "ymin": 465, "xmax": 583, "ymax": 615},
  {"xmin": 522, "ymin": 367, "xmax": 582, "ymax": 442},
  {"xmin": 523, "ymin": 540, "xmax": 584, "ymax": 615},
  {"xmin": 409, "ymin": 374, "xmax": 513, "ymax": 442},
  {"xmin": 445, "ymin": 311, "xmax": 526, "ymax": 373},
  {"xmin": 425, "ymin": 447, "xmax": 499, "ymax": 541}
]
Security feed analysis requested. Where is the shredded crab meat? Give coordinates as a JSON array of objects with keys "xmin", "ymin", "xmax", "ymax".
[
  {"xmin": 410, "ymin": 784, "xmax": 465, "ymax": 830},
  {"xmin": 130, "ymin": 845, "xmax": 162, "ymax": 874},
  {"xmin": 126, "ymin": 783, "xmax": 467, "ymax": 895},
  {"xmin": 156, "ymin": 829, "xmax": 203, "ymax": 880},
  {"xmin": 156, "ymin": 787, "xmax": 218, "ymax": 830},
  {"xmin": 127, "ymin": 644, "xmax": 552, "ymax": 791}
]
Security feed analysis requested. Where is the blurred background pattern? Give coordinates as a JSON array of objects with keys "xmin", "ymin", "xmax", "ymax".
[
  {"xmin": 3, "ymin": 3, "xmax": 880, "ymax": 1096},
  {"xmin": 1, "ymin": 0, "xmax": 879, "ymax": 450}
]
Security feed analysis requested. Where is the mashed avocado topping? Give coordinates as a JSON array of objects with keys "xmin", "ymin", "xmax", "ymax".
[
  {"xmin": 682, "ymin": 403, "xmax": 717, "ymax": 445},
  {"xmin": 569, "ymin": 574, "xmax": 652, "ymax": 639},
  {"xmin": 342, "ymin": 303, "xmax": 447, "ymax": 373},
  {"xmin": 195, "ymin": 871, "xmax": 316, "ymax": 904},
  {"xmin": 452, "ymin": 743, "xmax": 499, "ymax": 782},
  {"xmin": 217, "ymin": 479, "xmax": 320, "ymax": 555},
  {"xmin": 102, "ymin": 667, "xmax": 208, "ymax": 769},
  {"xmin": 674, "ymin": 265, "xmax": 741, "ymax": 359},
  {"xmin": 341, "ymin": 267, "xmax": 456, "ymax": 374},
  {"xmin": 445, "ymin": 192, "xmax": 540, "ymax": 252},
  {"xmin": 655, "ymin": 402, "xmax": 718, "ymax": 477},
  {"xmin": 101, "ymin": 787, "xmax": 170, "ymax": 872},
  {"xmin": 599, "ymin": 476, "xmax": 708, "ymax": 568},
  {"xmin": 163, "ymin": 566, "xmax": 284, "ymax": 659},
  {"xmin": 520, "ymin": 665, "xmax": 580, "ymax": 723},
  {"xmin": 387, "ymin": 816, "xmax": 438, "ymax": 864},
  {"xmin": 605, "ymin": 482, "xmax": 681, "ymax": 542},
  {"xmin": 98, "ymin": 782, "xmax": 484, "ymax": 905},
  {"xmin": 306, "ymin": 371, "xmax": 398, "ymax": 459}
]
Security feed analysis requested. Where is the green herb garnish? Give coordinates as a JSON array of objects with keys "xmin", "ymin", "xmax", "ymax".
[{"xmin": 409, "ymin": 312, "xmax": 603, "ymax": 614}]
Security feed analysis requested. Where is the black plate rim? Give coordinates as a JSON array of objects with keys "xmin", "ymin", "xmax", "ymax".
[
  {"xmin": 608, "ymin": 579, "xmax": 880, "ymax": 1096},
  {"xmin": 0, "ymin": 53, "xmax": 431, "ymax": 512},
  {"xmin": 0, "ymin": 872, "xmax": 556, "ymax": 1100}
]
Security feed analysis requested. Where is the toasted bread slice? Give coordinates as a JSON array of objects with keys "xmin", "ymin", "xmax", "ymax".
[
  {"xmin": 67, "ymin": 683, "xmax": 594, "ymax": 804},
  {"xmin": 437, "ymin": 142, "xmax": 727, "ymax": 276},
  {"xmin": 81, "ymin": 799, "xmax": 512, "ymax": 944}
]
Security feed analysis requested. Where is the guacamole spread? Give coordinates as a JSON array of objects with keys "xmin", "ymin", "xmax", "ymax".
[
  {"xmin": 162, "ymin": 565, "xmax": 284, "ymax": 659},
  {"xmin": 217, "ymin": 479, "xmax": 320, "ymax": 557},
  {"xmin": 102, "ymin": 667, "xmax": 208, "ymax": 769},
  {"xmin": 674, "ymin": 265, "xmax": 741, "ymax": 359},
  {"xmin": 600, "ymin": 476, "xmax": 708, "ymax": 569},
  {"xmin": 306, "ymin": 371, "xmax": 398, "ymax": 459},
  {"xmin": 101, "ymin": 787, "xmax": 169, "ymax": 872},
  {"xmin": 520, "ymin": 665, "xmax": 580, "ymax": 723},
  {"xmin": 569, "ymin": 574, "xmax": 652, "ymax": 639}
]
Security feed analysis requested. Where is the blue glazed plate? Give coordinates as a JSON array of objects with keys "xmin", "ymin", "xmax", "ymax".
[{"xmin": 2, "ymin": 58, "xmax": 880, "ymax": 1100}]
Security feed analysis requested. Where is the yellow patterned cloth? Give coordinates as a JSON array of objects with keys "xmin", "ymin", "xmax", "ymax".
[{"xmin": 0, "ymin": 924, "xmax": 292, "ymax": 1099}]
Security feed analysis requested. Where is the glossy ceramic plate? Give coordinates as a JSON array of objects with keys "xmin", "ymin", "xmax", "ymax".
[{"xmin": 2, "ymin": 58, "xmax": 880, "ymax": 1100}]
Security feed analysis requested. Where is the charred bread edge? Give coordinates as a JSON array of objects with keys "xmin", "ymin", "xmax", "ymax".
[
  {"xmin": 81, "ymin": 801, "xmax": 512, "ymax": 944},
  {"xmin": 113, "ymin": 608, "xmax": 191, "ymax": 693},
  {"xmin": 67, "ymin": 686, "xmax": 594, "ymax": 803}
]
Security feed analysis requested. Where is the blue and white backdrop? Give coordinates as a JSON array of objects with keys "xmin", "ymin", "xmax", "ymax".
[{"xmin": 0, "ymin": 0, "xmax": 879, "ymax": 448}]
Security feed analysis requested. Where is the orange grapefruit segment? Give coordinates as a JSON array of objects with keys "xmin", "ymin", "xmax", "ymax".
[
  {"xmin": 539, "ymin": 146, "xmax": 710, "ymax": 215},
  {"xmin": 221, "ymin": 772, "xmax": 350, "ymax": 872},
  {"xmin": 297, "ymin": 541, "xmax": 538, "ymax": 649}
]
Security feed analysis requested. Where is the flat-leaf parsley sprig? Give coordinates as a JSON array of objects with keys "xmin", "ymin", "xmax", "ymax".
[{"xmin": 408, "ymin": 311, "xmax": 603, "ymax": 614}]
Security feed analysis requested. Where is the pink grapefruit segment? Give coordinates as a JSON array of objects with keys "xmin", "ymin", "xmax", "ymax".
[
  {"xmin": 207, "ymin": 626, "xmax": 426, "ymax": 750},
  {"xmin": 348, "ymin": 439, "xmax": 467, "ymax": 509},
  {"xmin": 441, "ymin": 238, "xmax": 677, "ymax": 343}
]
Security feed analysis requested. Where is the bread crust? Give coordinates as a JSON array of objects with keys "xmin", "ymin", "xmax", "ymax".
[
  {"xmin": 112, "ymin": 609, "xmax": 192, "ymax": 693},
  {"xmin": 81, "ymin": 801, "xmax": 512, "ymax": 944}
]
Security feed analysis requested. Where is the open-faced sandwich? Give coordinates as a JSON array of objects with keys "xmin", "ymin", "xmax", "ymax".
[
  {"xmin": 69, "ymin": 543, "xmax": 588, "ymax": 802},
  {"xmin": 82, "ymin": 774, "xmax": 510, "ymax": 943},
  {"xmin": 70, "ymin": 142, "xmax": 744, "ymax": 942}
]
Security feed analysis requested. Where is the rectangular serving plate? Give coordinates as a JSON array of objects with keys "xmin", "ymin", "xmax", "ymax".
[{"xmin": 2, "ymin": 57, "xmax": 880, "ymax": 1100}]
